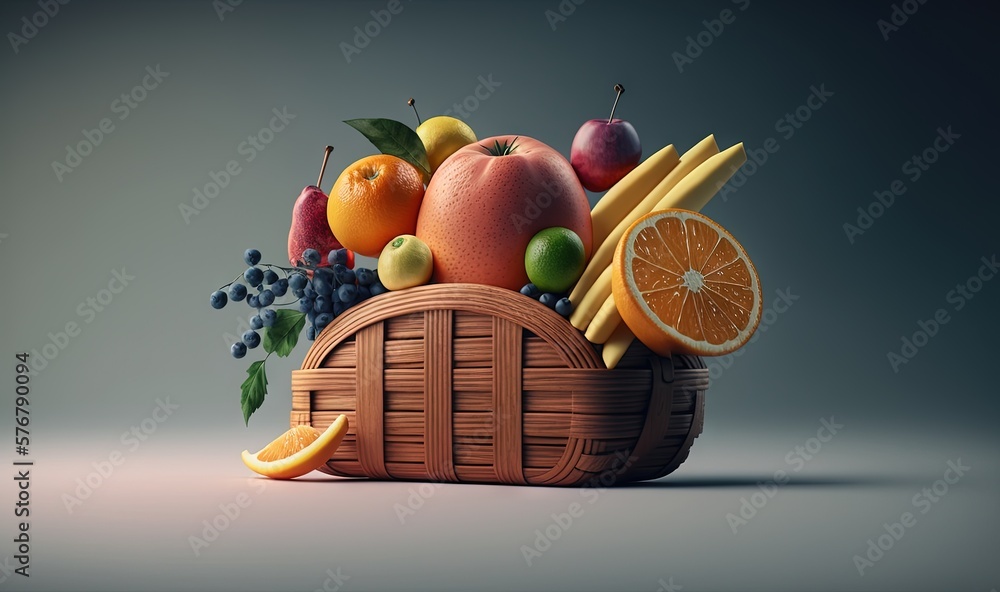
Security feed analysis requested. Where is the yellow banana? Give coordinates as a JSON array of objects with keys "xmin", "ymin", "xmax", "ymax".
[
  {"xmin": 569, "ymin": 135, "xmax": 721, "ymax": 331},
  {"xmin": 588, "ymin": 145, "xmax": 680, "ymax": 250},
  {"xmin": 570, "ymin": 267, "xmax": 611, "ymax": 330},
  {"xmin": 651, "ymin": 142, "xmax": 747, "ymax": 212},
  {"xmin": 585, "ymin": 294, "xmax": 621, "ymax": 344},
  {"xmin": 602, "ymin": 322, "xmax": 635, "ymax": 370}
]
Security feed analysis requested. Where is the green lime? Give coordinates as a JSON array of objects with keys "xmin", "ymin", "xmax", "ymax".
[{"xmin": 524, "ymin": 227, "xmax": 586, "ymax": 294}]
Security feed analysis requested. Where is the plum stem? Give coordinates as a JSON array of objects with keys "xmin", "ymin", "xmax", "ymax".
[
  {"xmin": 317, "ymin": 146, "xmax": 334, "ymax": 188},
  {"xmin": 407, "ymin": 98, "xmax": 422, "ymax": 126},
  {"xmin": 608, "ymin": 84, "xmax": 625, "ymax": 124}
]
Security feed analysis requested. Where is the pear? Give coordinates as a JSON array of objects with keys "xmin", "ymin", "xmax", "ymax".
[{"xmin": 287, "ymin": 146, "xmax": 350, "ymax": 267}]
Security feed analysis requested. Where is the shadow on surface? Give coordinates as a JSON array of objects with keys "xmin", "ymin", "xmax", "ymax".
[{"xmin": 624, "ymin": 474, "xmax": 931, "ymax": 489}]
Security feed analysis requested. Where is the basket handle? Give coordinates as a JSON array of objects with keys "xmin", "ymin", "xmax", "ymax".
[{"xmin": 355, "ymin": 323, "xmax": 391, "ymax": 480}]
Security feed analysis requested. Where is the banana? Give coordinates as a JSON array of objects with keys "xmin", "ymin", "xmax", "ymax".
[
  {"xmin": 588, "ymin": 145, "xmax": 680, "ymax": 250},
  {"xmin": 579, "ymin": 140, "xmax": 747, "ymax": 353},
  {"xmin": 585, "ymin": 294, "xmax": 621, "ymax": 344},
  {"xmin": 602, "ymin": 322, "xmax": 635, "ymax": 370},
  {"xmin": 570, "ymin": 267, "xmax": 611, "ymax": 330},
  {"xmin": 569, "ymin": 135, "xmax": 721, "ymax": 329},
  {"xmin": 650, "ymin": 142, "xmax": 747, "ymax": 212}
]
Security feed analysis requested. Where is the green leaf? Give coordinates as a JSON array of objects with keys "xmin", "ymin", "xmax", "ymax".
[
  {"xmin": 240, "ymin": 360, "xmax": 268, "ymax": 426},
  {"xmin": 344, "ymin": 118, "xmax": 431, "ymax": 178},
  {"xmin": 264, "ymin": 310, "xmax": 307, "ymax": 358}
]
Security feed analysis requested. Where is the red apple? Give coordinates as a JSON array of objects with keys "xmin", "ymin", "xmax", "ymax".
[{"xmin": 570, "ymin": 84, "xmax": 642, "ymax": 192}]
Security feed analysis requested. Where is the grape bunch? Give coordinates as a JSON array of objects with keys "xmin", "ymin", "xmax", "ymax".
[
  {"xmin": 520, "ymin": 283, "xmax": 574, "ymax": 318},
  {"xmin": 209, "ymin": 247, "xmax": 389, "ymax": 358}
]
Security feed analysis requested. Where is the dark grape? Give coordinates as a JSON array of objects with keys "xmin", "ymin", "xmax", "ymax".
[
  {"xmin": 306, "ymin": 325, "xmax": 316, "ymax": 341},
  {"xmin": 356, "ymin": 268, "xmax": 374, "ymax": 287},
  {"xmin": 262, "ymin": 270, "xmax": 278, "ymax": 285},
  {"xmin": 313, "ymin": 277, "xmax": 333, "ymax": 296},
  {"xmin": 231, "ymin": 342, "xmax": 247, "ymax": 359},
  {"xmin": 333, "ymin": 264, "xmax": 355, "ymax": 285},
  {"xmin": 333, "ymin": 300, "xmax": 346, "ymax": 316},
  {"xmin": 210, "ymin": 290, "xmax": 228, "ymax": 309},
  {"xmin": 315, "ymin": 313, "xmax": 333, "ymax": 330},
  {"xmin": 357, "ymin": 285, "xmax": 371, "ymax": 301},
  {"xmin": 271, "ymin": 278, "xmax": 288, "ymax": 297},
  {"xmin": 337, "ymin": 284, "xmax": 358, "ymax": 303},
  {"xmin": 298, "ymin": 297, "xmax": 314, "ymax": 313},
  {"xmin": 288, "ymin": 273, "xmax": 308, "ymax": 291},
  {"xmin": 244, "ymin": 249, "xmax": 261, "ymax": 266},
  {"xmin": 258, "ymin": 289, "xmax": 275, "ymax": 307},
  {"xmin": 242, "ymin": 330, "xmax": 261, "ymax": 349},
  {"xmin": 304, "ymin": 284, "xmax": 316, "ymax": 299},
  {"xmin": 329, "ymin": 248, "xmax": 349, "ymax": 266},
  {"xmin": 307, "ymin": 308, "xmax": 317, "ymax": 322},
  {"xmin": 247, "ymin": 294, "xmax": 260, "ymax": 308},
  {"xmin": 555, "ymin": 297, "xmax": 574, "ymax": 317},
  {"xmin": 244, "ymin": 267, "xmax": 264, "ymax": 287},
  {"xmin": 520, "ymin": 283, "xmax": 540, "ymax": 299},
  {"xmin": 250, "ymin": 314, "xmax": 264, "ymax": 330},
  {"xmin": 539, "ymin": 293, "xmax": 558, "ymax": 308},
  {"xmin": 260, "ymin": 308, "xmax": 276, "ymax": 327},
  {"xmin": 315, "ymin": 295, "xmax": 333, "ymax": 313},
  {"xmin": 229, "ymin": 283, "xmax": 248, "ymax": 302},
  {"xmin": 302, "ymin": 249, "xmax": 321, "ymax": 266},
  {"xmin": 369, "ymin": 281, "xmax": 389, "ymax": 297}
]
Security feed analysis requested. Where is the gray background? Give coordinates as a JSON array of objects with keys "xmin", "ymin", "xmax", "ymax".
[{"xmin": 1, "ymin": 1, "xmax": 997, "ymax": 591}]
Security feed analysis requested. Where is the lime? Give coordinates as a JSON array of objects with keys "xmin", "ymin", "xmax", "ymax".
[
  {"xmin": 525, "ymin": 227, "xmax": 586, "ymax": 294},
  {"xmin": 378, "ymin": 235, "xmax": 434, "ymax": 291},
  {"xmin": 416, "ymin": 116, "xmax": 477, "ymax": 174}
]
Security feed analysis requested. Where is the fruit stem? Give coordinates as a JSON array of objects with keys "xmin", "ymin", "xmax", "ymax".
[
  {"xmin": 407, "ymin": 98, "xmax": 421, "ymax": 126},
  {"xmin": 317, "ymin": 146, "xmax": 334, "ymax": 188},
  {"xmin": 608, "ymin": 83, "xmax": 625, "ymax": 124}
]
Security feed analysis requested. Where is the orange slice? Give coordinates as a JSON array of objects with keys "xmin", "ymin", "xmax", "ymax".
[
  {"xmin": 612, "ymin": 209, "xmax": 762, "ymax": 356},
  {"xmin": 241, "ymin": 415, "xmax": 348, "ymax": 479}
]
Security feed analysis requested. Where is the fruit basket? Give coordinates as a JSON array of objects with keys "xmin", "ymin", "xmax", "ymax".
[{"xmin": 289, "ymin": 283, "xmax": 709, "ymax": 486}]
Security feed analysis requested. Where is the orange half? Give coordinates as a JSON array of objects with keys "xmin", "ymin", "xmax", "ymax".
[
  {"xmin": 241, "ymin": 415, "xmax": 348, "ymax": 480},
  {"xmin": 612, "ymin": 209, "xmax": 762, "ymax": 356}
]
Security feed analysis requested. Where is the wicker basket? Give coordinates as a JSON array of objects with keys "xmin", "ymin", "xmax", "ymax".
[{"xmin": 290, "ymin": 283, "xmax": 708, "ymax": 486}]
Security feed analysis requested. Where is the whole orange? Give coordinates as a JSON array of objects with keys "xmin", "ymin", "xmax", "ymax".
[{"xmin": 327, "ymin": 155, "xmax": 425, "ymax": 257}]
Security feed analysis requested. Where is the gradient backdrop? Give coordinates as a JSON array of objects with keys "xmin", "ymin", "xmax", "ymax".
[{"xmin": 1, "ymin": 1, "xmax": 997, "ymax": 591}]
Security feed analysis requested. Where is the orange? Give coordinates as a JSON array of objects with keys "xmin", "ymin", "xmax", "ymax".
[
  {"xmin": 241, "ymin": 415, "xmax": 349, "ymax": 479},
  {"xmin": 328, "ymin": 155, "xmax": 425, "ymax": 258},
  {"xmin": 612, "ymin": 209, "xmax": 762, "ymax": 356}
]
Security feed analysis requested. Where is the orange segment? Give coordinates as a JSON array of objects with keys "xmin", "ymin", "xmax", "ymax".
[
  {"xmin": 241, "ymin": 415, "xmax": 349, "ymax": 480},
  {"xmin": 612, "ymin": 209, "xmax": 762, "ymax": 356}
]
